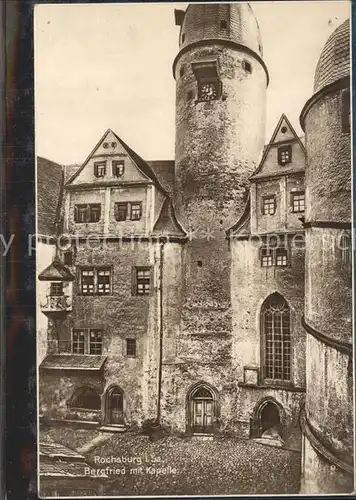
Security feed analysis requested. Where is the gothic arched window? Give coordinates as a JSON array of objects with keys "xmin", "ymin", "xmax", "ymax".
[
  {"xmin": 69, "ymin": 386, "xmax": 101, "ymax": 410},
  {"xmin": 340, "ymin": 234, "xmax": 351, "ymax": 265},
  {"xmin": 261, "ymin": 293, "xmax": 291, "ymax": 381}
]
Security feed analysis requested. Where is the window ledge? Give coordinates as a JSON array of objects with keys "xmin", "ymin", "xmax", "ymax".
[{"xmin": 237, "ymin": 381, "xmax": 305, "ymax": 393}]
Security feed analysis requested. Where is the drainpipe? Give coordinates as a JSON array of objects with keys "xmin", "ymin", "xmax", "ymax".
[{"xmin": 156, "ymin": 238, "xmax": 165, "ymax": 426}]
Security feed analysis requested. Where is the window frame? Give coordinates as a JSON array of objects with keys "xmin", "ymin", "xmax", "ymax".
[
  {"xmin": 132, "ymin": 266, "xmax": 152, "ymax": 296},
  {"xmin": 291, "ymin": 191, "xmax": 305, "ymax": 213},
  {"xmin": 94, "ymin": 161, "xmax": 106, "ymax": 178},
  {"xmin": 69, "ymin": 386, "xmax": 101, "ymax": 410},
  {"xmin": 78, "ymin": 266, "xmax": 112, "ymax": 296},
  {"xmin": 50, "ymin": 282, "xmax": 64, "ymax": 296},
  {"xmin": 260, "ymin": 245, "xmax": 289, "ymax": 268},
  {"xmin": 126, "ymin": 338, "xmax": 137, "ymax": 357},
  {"xmin": 71, "ymin": 328, "xmax": 103, "ymax": 355},
  {"xmin": 242, "ymin": 59, "xmax": 252, "ymax": 73},
  {"xmin": 261, "ymin": 294, "xmax": 291, "ymax": 383},
  {"xmin": 339, "ymin": 234, "xmax": 351, "ymax": 266},
  {"xmin": 278, "ymin": 145, "xmax": 292, "ymax": 166},
  {"xmin": 63, "ymin": 250, "xmax": 73, "ymax": 266},
  {"xmin": 74, "ymin": 204, "xmax": 101, "ymax": 223},
  {"xmin": 112, "ymin": 160, "xmax": 125, "ymax": 177},
  {"xmin": 261, "ymin": 195, "xmax": 276, "ymax": 216},
  {"xmin": 114, "ymin": 202, "xmax": 142, "ymax": 222}
]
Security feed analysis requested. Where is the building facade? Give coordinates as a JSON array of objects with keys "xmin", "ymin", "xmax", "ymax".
[{"xmin": 37, "ymin": 5, "xmax": 353, "ymax": 493}]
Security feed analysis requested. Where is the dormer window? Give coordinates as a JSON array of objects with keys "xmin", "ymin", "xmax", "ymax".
[
  {"xmin": 278, "ymin": 146, "xmax": 292, "ymax": 165},
  {"xmin": 94, "ymin": 161, "xmax": 106, "ymax": 177},
  {"xmin": 192, "ymin": 59, "xmax": 221, "ymax": 103},
  {"xmin": 220, "ymin": 20, "xmax": 227, "ymax": 29},
  {"xmin": 113, "ymin": 160, "xmax": 125, "ymax": 177}
]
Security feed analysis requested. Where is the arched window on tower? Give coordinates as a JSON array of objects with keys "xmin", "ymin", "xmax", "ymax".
[
  {"xmin": 261, "ymin": 293, "xmax": 291, "ymax": 382},
  {"xmin": 69, "ymin": 386, "xmax": 101, "ymax": 410},
  {"xmin": 339, "ymin": 233, "xmax": 351, "ymax": 266}
]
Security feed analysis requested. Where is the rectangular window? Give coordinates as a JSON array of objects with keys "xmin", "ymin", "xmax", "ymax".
[
  {"xmin": 131, "ymin": 203, "xmax": 142, "ymax": 221},
  {"xmin": 89, "ymin": 330, "xmax": 103, "ymax": 354},
  {"xmin": 80, "ymin": 267, "xmax": 112, "ymax": 295},
  {"xmin": 75, "ymin": 205, "xmax": 88, "ymax": 223},
  {"xmin": 114, "ymin": 202, "xmax": 142, "ymax": 221},
  {"xmin": 132, "ymin": 267, "xmax": 151, "ymax": 296},
  {"xmin": 262, "ymin": 196, "xmax": 276, "ymax": 215},
  {"xmin": 126, "ymin": 338, "xmax": 136, "ymax": 357},
  {"xmin": 276, "ymin": 248, "xmax": 288, "ymax": 267},
  {"xmin": 72, "ymin": 329, "xmax": 103, "ymax": 355},
  {"xmin": 260, "ymin": 246, "xmax": 289, "ymax": 267},
  {"xmin": 74, "ymin": 204, "xmax": 101, "ymax": 223},
  {"xmin": 72, "ymin": 329, "xmax": 85, "ymax": 354},
  {"xmin": 291, "ymin": 191, "xmax": 305, "ymax": 213},
  {"xmin": 278, "ymin": 145, "xmax": 292, "ymax": 165},
  {"xmin": 64, "ymin": 251, "xmax": 73, "ymax": 266},
  {"xmin": 89, "ymin": 204, "xmax": 101, "ymax": 222},
  {"xmin": 112, "ymin": 160, "xmax": 125, "ymax": 177},
  {"xmin": 342, "ymin": 89, "xmax": 350, "ymax": 133},
  {"xmin": 115, "ymin": 203, "xmax": 128, "ymax": 221},
  {"xmin": 97, "ymin": 268, "xmax": 111, "ymax": 295},
  {"xmin": 94, "ymin": 162, "xmax": 106, "ymax": 177},
  {"xmin": 50, "ymin": 282, "xmax": 63, "ymax": 296},
  {"xmin": 261, "ymin": 248, "xmax": 273, "ymax": 267},
  {"xmin": 81, "ymin": 269, "xmax": 95, "ymax": 294}
]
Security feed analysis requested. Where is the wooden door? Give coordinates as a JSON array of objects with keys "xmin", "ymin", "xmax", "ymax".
[
  {"xmin": 109, "ymin": 389, "xmax": 124, "ymax": 425},
  {"xmin": 193, "ymin": 398, "xmax": 213, "ymax": 434}
]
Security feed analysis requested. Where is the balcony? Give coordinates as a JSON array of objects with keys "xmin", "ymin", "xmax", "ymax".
[{"xmin": 40, "ymin": 295, "xmax": 72, "ymax": 313}]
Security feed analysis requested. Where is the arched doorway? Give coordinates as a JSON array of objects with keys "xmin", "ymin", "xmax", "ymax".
[
  {"xmin": 105, "ymin": 386, "xmax": 124, "ymax": 425},
  {"xmin": 260, "ymin": 401, "xmax": 281, "ymax": 435},
  {"xmin": 187, "ymin": 383, "xmax": 219, "ymax": 435},
  {"xmin": 250, "ymin": 397, "xmax": 285, "ymax": 440}
]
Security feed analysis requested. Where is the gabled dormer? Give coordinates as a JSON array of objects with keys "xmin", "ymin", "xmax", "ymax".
[
  {"xmin": 62, "ymin": 129, "xmax": 185, "ymax": 238},
  {"xmin": 228, "ymin": 115, "xmax": 306, "ymax": 239},
  {"xmin": 66, "ymin": 129, "xmax": 168, "ymax": 189},
  {"xmin": 250, "ymin": 114, "xmax": 306, "ymax": 181}
]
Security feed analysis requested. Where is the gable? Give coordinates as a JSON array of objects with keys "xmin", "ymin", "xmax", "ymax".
[
  {"xmin": 250, "ymin": 115, "xmax": 306, "ymax": 180},
  {"xmin": 67, "ymin": 130, "xmax": 152, "ymax": 186}
]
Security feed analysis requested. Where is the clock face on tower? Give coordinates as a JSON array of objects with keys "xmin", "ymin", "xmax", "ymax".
[{"xmin": 199, "ymin": 81, "xmax": 219, "ymax": 101}]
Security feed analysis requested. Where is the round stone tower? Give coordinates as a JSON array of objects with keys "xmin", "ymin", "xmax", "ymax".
[
  {"xmin": 173, "ymin": 3, "xmax": 268, "ymax": 307},
  {"xmin": 300, "ymin": 19, "xmax": 353, "ymax": 493}
]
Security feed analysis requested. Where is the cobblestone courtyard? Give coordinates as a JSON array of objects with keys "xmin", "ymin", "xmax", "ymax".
[{"xmin": 42, "ymin": 428, "xmax": 301, "ymax": 496}]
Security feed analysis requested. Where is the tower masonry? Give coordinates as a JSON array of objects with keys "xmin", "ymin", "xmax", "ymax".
[
  {"xmin": 174, "ymin": 3, "xmax": 268, "ymax": 232},
  {"xmin": 300, "ymin": 19, "xmax": 353, "ymax": 493}
]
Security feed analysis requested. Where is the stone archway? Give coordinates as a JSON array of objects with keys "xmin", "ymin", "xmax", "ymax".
[{"xmin": 250, "ymin": 397, "xmax": 286, "ymax": 441}]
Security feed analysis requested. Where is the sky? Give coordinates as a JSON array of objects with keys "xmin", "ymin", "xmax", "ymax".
[{"xmin": 35, "ymin": 1, "xmax": 350, "ymax": 165}]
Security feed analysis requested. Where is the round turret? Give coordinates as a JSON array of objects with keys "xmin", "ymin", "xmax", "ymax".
[
  {"xmin": 173, "ymin": 2, "xmax": 268, "ymax": 232},
  {"xmin": 300, "ymin": 18, "xmax": 352, "ymax": 494},
  {"xmin": 314, "ymin": 19, "xmax": 350, "ymax": 94},
  {"xmin": 177, "ymin": 3, "xmax": 263, "ymax": 58}
]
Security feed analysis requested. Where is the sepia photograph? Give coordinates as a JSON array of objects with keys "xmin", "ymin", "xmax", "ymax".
[{"xmin": 35, "ymin": 1, "xmax": 353, "ymax": 496}]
